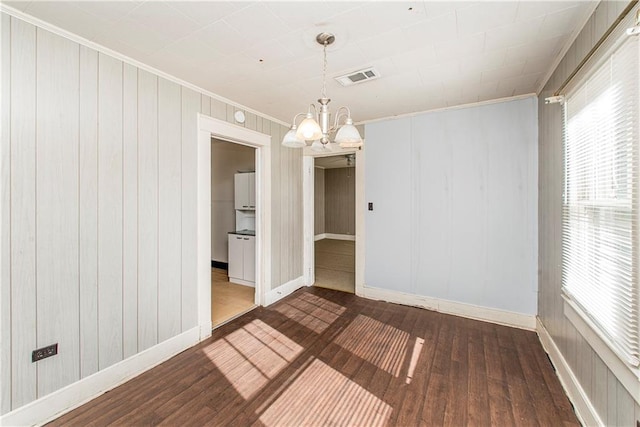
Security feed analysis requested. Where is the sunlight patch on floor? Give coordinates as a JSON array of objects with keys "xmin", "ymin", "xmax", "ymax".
[
  {"xmin": 406, "ymin": 337, "xmax": 425, "ymax": 384},
  {"xmin": 204, "ymin": 319, "xmax": 303, "ymax": 399},
  {"xmin": 259, "ymin": 359, "xmax": 392, "ymax": 427},
  {"xmin": 334, "ymin": 314, "xmax": 410, "ymax": 377},
  {"xmin": 273, "ymin": 292, "xmax": 346, "ymax": 334}
]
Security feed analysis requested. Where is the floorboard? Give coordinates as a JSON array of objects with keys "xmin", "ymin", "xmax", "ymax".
[
  {"xmin": 211, "ymin": 267, "xmax": 255, "ymax": 326},
  {"xmin": 314, "ymin": 239, "xmax": 354, "ymax": 294},
  {"xmin": 47, "ymin": 287, "xmax": 579, "ymax": 427}
]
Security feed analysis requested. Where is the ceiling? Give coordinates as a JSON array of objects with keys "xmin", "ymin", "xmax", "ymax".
[{"xmin": 4, "ymin": 1, "xmax": 596, "ymax": 124}]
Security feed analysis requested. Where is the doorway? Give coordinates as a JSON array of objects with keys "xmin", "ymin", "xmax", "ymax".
[
  {"xmin": 197, "ymin": 115, "xmax": 271, "ymax": 338},
  {"xmin": 313, "ymin": 155, "xmax": 356, "ymax": 293},
  {"xmin": 303, "ymin": 149, "xmax": 364, "ymax": 296},
  {"xmin": 210, "ymin": 138, "xmax": 256, "ymax": 326}
]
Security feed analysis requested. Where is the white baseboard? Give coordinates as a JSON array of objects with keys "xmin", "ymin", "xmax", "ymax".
[
  {"xmin": 1, "ymin": 326, "xmax": 202, "ymax": 427},
  {"xmin": 314, "ymin": 233, "xmax": 355, "ymax": 241},
  {"xmin": 264, "ymin": 276, "xmax": 305, "ymax": 306},
  {"xmin": 536, "ymin": 318, "xmax": 601, "ymax": 426},
  {"xmin": 228, "ymin": 277, "xmax": 255, "ymax": 287},
  {"xmin": 361, "ymin": 286, "xmax": 536, "ymax": 330},
  {"xmin": 326, "ymin": 233, "xmax": 355, "ymax": 241}
]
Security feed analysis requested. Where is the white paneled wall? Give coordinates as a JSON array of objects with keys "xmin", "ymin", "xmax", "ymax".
[
  {"xmin": 10, "ymin": 16, "xmax": 38, "ymax": 408},
  {"xmin": 365, "ymin": 97, "xmax": 538, "ymax": 316},
  {"xmin": 180, "ymin": 88, "xmax": 200, "ymax": 333},
  {"xmin": 36, "ymin": 26, "xmax": 81, "ymax": 399},
  {"xmin": 98, "ymin": 52, "xmax": 124, "ymax": 370},
  {"xmin": 0, "ymin": 14, "xmax": 10, "ymax": 415},
  {"xmin": 0, "ymin": 13, "xmax": 304, "ymax": 414},
  {"xmin": 538, "ymin": 0, "xmax": 640, "ymax": 423}
]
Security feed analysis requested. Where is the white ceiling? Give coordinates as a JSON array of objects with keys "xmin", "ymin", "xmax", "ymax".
[{"xmin": 4, "ymin": 1, "xmax": 596, "ymax": 124}]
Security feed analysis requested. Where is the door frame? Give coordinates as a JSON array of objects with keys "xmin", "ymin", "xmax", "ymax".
[
  {"xmin": 197, "ymin": 114, "xmax": 271, "ymax": 338},
  {"xmin": 302, "ymin": 148, "xmax": 365, "ymax": 296}
]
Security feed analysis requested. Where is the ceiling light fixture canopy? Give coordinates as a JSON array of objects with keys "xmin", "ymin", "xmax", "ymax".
[{"xmin": 282, "ymin": 33, "xmax": 363, "ymax": 151}]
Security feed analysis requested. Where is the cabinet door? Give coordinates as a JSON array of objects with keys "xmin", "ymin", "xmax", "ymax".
[
  {"xmin": 243, "ymin": 236, "xmax": 255, "ymax": 282},
  {"xmin": 248, "ymin": 172, "xmax": 255, "ymax": 209},
  {"xmin": 234, "ymin": 173, "xmax": 249, "ymax": 210},
  {"xmin": 228, "ymin": 235, "xmax": 244, "ymax": 280}
]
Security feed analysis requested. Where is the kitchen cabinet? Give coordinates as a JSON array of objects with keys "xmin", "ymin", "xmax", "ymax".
[
  {"xmin": 228, "ymin": 234, "xmax": 255, "ymax": 286},
  {"xmin": 234, "ymin": 172, "xmax": 255, "ymax": 210}
]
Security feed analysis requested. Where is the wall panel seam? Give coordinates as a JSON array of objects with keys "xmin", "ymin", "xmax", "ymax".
[
  {"xmin": 156, "ymin": 76, "xmax": 159, "ymax": 345},
  {"xmin": 7, "ymin": 14, "xmax": 12, "ymax": 411},
  {"xmin": 179, "ymin": 87, "xmax": 182, "ymax": 332},
  {"xmin": 95, "ymin": 51, "xmax": 100, "ymax": 372},
  {"xmin": 121, "ymin": 61, "xmax": 124, "ymax": 361},
  {"xmin": 77, "ymin": 42, "xmax": 81, "ymax": 380},
  {"xmin": 135, "ymin": 67, "xmax": 140, "ymax": 354},
  {"xmin": 34, "ymin": 24, "xmax": 38, "ymax": 400}
]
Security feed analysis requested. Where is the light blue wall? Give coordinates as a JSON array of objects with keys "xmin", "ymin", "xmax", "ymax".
[{"xmin": 364, "ymin": 97, "xmax": 538, "ymax": 316}]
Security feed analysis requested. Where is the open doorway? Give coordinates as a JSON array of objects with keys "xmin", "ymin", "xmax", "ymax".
[
  {"xmin": 211, "ymin": 138, "xmax": 256, "ymax": 326},
  {"xmin": 312, "ymin": 154, "xmax": 356, "ymax": 293},
  {"xmin": 196, "ymin": 115, "xmax": 270, "ymax": 338}
]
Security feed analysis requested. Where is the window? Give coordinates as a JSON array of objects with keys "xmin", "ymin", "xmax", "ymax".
[{"xmin": 562, "ymin": 33, "xmax": 639, "ymax": 368}]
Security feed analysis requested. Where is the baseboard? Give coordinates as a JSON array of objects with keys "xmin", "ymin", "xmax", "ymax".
[
  {"xmin": 1, "ymin": 326, "xmax": 202, "ymax": 427},
  {"xmin": 361, "ymin": 286, "xmax": 536, "ymax": 330},
  {"xmin": 229, "ymin": 277, "xmax": 255, "ymax": 287},
  {"xmin": 536, "ymin": 318, "xmax": 602, "ymax": 426},
  {"xmin": 324, "ymin": 233, "xmax": 355, "ymax": 241},
  {"xmin": 211, "ymin": 260, "xmax": 228, "ymax": 270},
  {"xmin": 314, "ymin": 233, "xmax": 356, "ymax": 241},
  {"xmin": 264, "ymin": 276, "xmax": 305, "ymax": 306}
]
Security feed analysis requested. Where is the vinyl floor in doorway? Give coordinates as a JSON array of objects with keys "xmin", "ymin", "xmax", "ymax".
[
  {"xmin": 211, "ymin": 268, "xmax": 255, "ymax": 326},
  {"xmin": 48, "ymin": 287, "xmax": 579, "ymax": 427},
  {"xmin": 315, "ymin": 238, "xmax": 355, "ymax": 293}
]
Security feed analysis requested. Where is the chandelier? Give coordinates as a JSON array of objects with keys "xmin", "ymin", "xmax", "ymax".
[{"xmin": 281, "ymin": 32, "xmax": 363, "ymax": 151}]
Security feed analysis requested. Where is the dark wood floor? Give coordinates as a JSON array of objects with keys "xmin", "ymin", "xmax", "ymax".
[{"xmin": 48, "ymin": 287, "xmax": 578, "ymax": 426}]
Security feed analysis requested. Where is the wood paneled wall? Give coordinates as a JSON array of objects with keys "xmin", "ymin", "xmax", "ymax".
[
  {"xmin": 537, "ymin": 1, "xmax": 640, "ymax": 424},
  {"xmin": 270, "ymin": 121, "xmax": 304, "ymax": 289},
  {"xmin": 324, "ymin": 168, "xmax": 355, "ymax": 235},
  {"xmin": 314, "ymin": 168, "xmax": 325, "ymax": 235},
  {"xmin": 0, "ymin": 13, "xmax": 303, "ymax": 414}
]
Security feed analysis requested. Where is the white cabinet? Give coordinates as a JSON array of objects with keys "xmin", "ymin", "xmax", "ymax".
[
  {"xmin": 234, "ymin": 172, "xmax": 255, "ymax": 210},
  {"xmin": 228, "ymin": 234, "xmax": 255, "ymax": 286}
]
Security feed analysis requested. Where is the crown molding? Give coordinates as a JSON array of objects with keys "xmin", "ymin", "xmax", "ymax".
[{"xmin": 0, "ymin": 4, "xmax": 289, "ymax": 127}]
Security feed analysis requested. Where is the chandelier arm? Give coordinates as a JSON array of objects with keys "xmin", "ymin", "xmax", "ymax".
[
  {"xmin": 331, "ymin": 106, "xmax": 352, "ymax": 131},
  {"xmin": 290, "ymin": 112, "xmax": 307, "ymax": 127},
  {"xmin": 307, "ymin": 103, "xmax": 318, "ymax": 119}
]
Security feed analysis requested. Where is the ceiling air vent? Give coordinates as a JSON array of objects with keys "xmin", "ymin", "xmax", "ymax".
[{"xmin": 335, "ymin": 67, "xmax": 380, "ymax": 87}]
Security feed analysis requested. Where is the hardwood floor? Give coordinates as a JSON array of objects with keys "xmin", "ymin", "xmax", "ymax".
[
  {"xmin": 48, "ymin": 287, "xmax": 578, "ymax": 427},
  {"xmin": 314, "ymin": 238, "xmax": 355, "ymax": 293},
  {"xmin": 211, "ymin": 268, "xmax": 255, "ymax": 326}
]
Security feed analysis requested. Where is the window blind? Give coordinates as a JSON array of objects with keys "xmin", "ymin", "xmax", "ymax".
[{"xmin": 562, "ymin": 34, "xmax": 639, "ymax": 368}]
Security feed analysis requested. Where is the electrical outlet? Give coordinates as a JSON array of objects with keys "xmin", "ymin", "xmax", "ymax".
[
  {"xmin": 32, "ymin": 343, "xmax": 58, "ymax": 362},
  {"xmin": 368, "ymin": 202, "xmax": 373, "ymax": 211}
]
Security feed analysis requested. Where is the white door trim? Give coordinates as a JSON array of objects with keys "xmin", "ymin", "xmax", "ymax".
[
  {"xmin": 302, "ymin": 148, "xmax": 365, "ymax": 295},
  {"xmin": 197, "ymin": 114, "xmax": 271, "ymax": 337}
]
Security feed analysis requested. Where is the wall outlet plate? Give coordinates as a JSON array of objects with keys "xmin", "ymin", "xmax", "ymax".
[{"xmin": 32, "ymin": 343, "xmax": 58, "ymax": 362}]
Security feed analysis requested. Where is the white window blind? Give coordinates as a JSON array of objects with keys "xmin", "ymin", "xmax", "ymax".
[{"xmin": 562, "ymin": 34, "xmax": 639, "ymax": 368}]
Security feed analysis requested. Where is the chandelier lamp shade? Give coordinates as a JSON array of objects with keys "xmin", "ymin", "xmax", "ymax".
[{"xmin": 281, "ymin": 33, "xmax": 363, "ymax": 151}]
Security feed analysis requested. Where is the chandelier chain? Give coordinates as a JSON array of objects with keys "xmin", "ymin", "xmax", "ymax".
[{"xmin": 321, "ymin": 41, "xmax": 328, "ymax": 99}]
